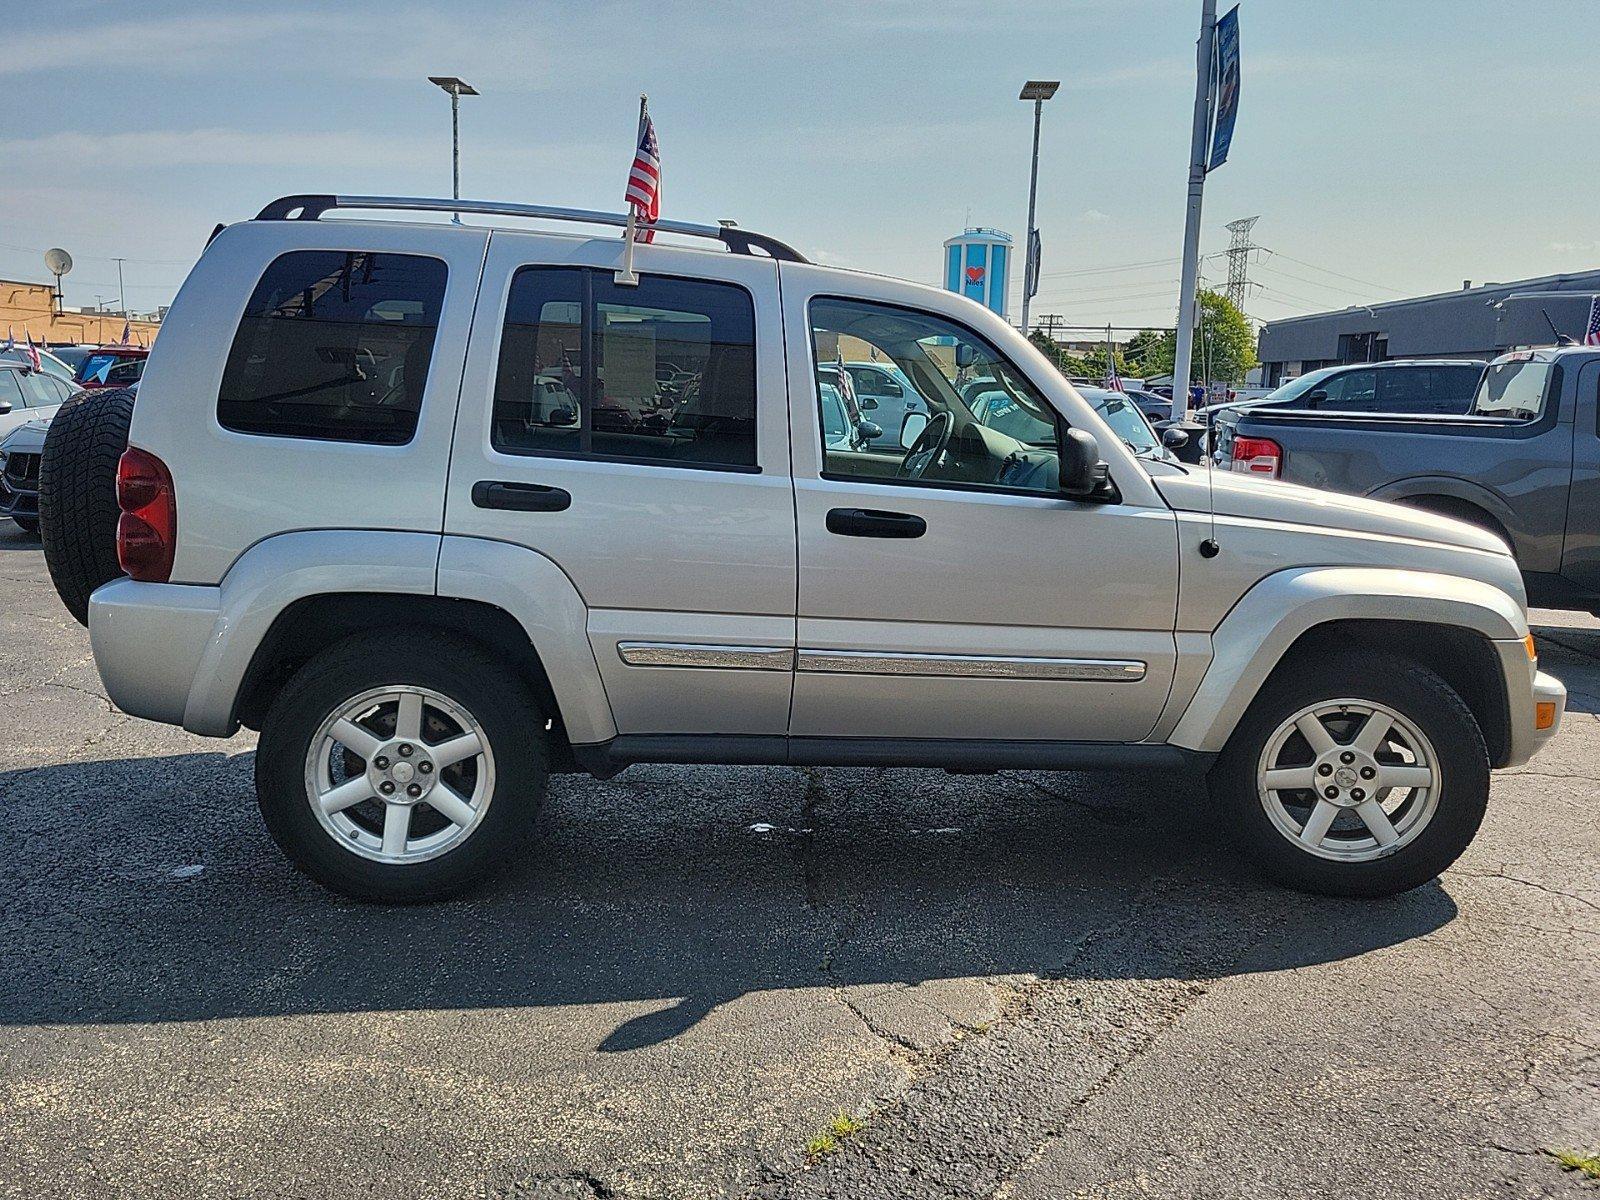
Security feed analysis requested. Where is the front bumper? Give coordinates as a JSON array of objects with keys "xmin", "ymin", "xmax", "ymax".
[
  {"xmin": 0, "ymin": 450, "xmax": 40, "ymax": 519},
  {"xmin": 1496, "ymin": 636, "xmax": 1566, "ymax": 767}
]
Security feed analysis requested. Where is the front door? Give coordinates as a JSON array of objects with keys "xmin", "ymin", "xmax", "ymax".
[
  {"xmin": 445, "ymin": 233, "xmax": 796, "ymax": 737},
  {"xmin": 782, "ymin": 273, "xmax": 1179, "ymax": 744}
]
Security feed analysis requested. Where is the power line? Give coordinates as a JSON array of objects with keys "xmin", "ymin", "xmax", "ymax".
[{"xmin": 1258, "ymin": 248, "xmax": 1405, "ymax": 295}]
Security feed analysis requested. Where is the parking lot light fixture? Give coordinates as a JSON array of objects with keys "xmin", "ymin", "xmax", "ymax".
[
  {"xmin": 1018, "ymin": 81, "xmax": 1059, "ymax": 337},
  {"xmin": 428, "ymin": 76, "xmax": 479, "ymax": 222}
]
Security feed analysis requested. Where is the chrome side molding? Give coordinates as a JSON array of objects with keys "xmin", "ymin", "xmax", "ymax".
[
  {"xmin": 796, "ymin": 649, "xmax": 1147, "ymax": 682},
  {"xmin": 618, "ymin": 642, "xmax": 1147, "ymax": 682},
  {"xmin": 618, "ymin": 643, "xmax": 795, "ymax": 671}
]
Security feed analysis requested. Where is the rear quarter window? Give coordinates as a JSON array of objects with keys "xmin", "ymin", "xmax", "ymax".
[{"xmin": 218, "ymin": 250, "xmax": 448, "ymax": 445}]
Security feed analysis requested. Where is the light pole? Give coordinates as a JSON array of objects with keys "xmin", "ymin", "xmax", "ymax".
[
  {"xmin": 428, "ymin": 76, "xmax": 479, "ymax": 221},
  {"xmin": 1170, "ymin": 0, "xmax": 1218, "ymax": 422},
  {"xmin": 1018, "ymin": 80, "xmax": 1059, "ymax": 339}
]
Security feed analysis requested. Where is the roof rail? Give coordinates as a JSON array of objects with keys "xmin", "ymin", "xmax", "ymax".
[{"xmin": 254, "ymin": 194, "xmax": 808, "ymax": 263}]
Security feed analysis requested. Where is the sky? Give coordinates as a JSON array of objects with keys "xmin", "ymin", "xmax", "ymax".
[{"xmin": 4, "ymin": 0, "xmax": 1598, "ymax": 333}]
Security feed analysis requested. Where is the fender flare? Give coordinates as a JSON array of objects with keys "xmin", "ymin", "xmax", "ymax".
[
  {"xmin": 183, "ymin": 530, "xmax": 440, "ymax": 735},
  {"xmin": 1365, "ymin": 476, "xmax": 1516, "ymax": 540},
  {"xmin": 1167, "ymin": 566, "xmax": 1527, "ymax": 754},
  {"xmin": 436, "ymin": 535, "xmax": 615, "ymax": 745}
]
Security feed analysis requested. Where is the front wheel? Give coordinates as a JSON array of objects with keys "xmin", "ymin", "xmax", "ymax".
[
  {"xmin": 255, "ymin": 631, "xmax": 547, "ymax": 902},
  {"xmin": 1213, "ymin": 648, "xmax": 1489, "ymax": 897}
]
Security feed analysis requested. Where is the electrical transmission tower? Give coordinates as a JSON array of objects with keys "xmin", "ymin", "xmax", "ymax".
[{"xmin": 1224, "ymin": 216, "xmax": 1260, "ymax": 309}]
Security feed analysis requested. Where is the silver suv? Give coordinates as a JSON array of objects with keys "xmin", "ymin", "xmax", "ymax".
[{"xmin": 82, "ymin": 194, "xmax": 1565, "ymax": 902}]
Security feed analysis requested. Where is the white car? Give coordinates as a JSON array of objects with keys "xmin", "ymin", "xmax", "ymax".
[
  {"xmin": 76, "ymin": 192, "xmax": 1564, "ymax": 902},
  {"xmin": 0, "ymin": 360, "xmax": 73, "ymax": 441}
]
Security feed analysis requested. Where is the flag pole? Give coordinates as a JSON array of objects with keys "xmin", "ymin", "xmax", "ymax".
[
  {"xmin": 1171, "ymin": 0, "xmax": 1218, "ymax": 424},
  {"xmin": 616, "ymin": 93, "xmax": 648, "ymax": 287}
]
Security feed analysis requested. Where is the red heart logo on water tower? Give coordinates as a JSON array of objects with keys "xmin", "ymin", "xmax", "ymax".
[{"xmin": 965, "ymin": 266, "xmax": 986, "ymax": 285}]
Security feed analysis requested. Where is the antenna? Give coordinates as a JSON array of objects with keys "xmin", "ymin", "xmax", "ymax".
[
  {"xmin": 1193, "ymin": 287, "xmax": 1220, "ymax": 558},
  {"xmin": 44, "ymin": 247, "xmax": 72, "ymax": 316},
  {"xmin": 1539, "ymin": 307, "xmax": 1575, "ymax": 347}
]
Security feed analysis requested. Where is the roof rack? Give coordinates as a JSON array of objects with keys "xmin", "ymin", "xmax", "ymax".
[{"xmin": 254, "ymin": 194, "xmax": 808, "ymax": 264}]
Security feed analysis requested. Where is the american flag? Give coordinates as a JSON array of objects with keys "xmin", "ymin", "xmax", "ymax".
[
  {"xmin": 625, "ymin": 99, "xmax": 660, "ymax": 244},
  {"xmin": 1104, "ymin": 359, "xmax": 1125, "ymax": 393},
  {"xmin": 120, "ymin": 319, "xmax": 132, "ymax": 345},
  {"xmin": 23, "ymin": 330, "xmax": 40, "ymax": 372},
  {"xmin": 1585, "ymin": 295, "xmax": 1600, "ymax": 347}
]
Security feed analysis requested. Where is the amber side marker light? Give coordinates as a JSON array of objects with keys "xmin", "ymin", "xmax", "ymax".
[
  {"xmin": 1536, "ymin": 702, "xmax": 1557, "ymax": 731},
  {"xmin": 1523, "ymin": 634, "xmax": 1538, "ymax": 661}
]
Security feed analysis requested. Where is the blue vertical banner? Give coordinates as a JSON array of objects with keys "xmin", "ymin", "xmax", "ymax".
[{"xmin": 1208, "ymin": 4, "xmax": 1240, "ymax": 172}]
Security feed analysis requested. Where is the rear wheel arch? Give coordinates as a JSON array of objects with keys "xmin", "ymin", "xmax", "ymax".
[
  {"xmin": 234, "ymin": 594, "xmax": 576, "ymax": 771},
  {"xmin": 1389, "ymin": 493, "xmax": 1513, "ymax": 550}
]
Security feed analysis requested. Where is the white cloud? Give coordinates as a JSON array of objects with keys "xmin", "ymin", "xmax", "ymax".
[
  {"xmin": 0, "ymin": 13, "xmax": 336, "ymax": 76},
  {"xmin": 1080, "ymin": 208, "xmax": 1111, "ymax": 224}
]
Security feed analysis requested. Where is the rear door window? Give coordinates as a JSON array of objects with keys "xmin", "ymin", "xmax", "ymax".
[
  {"xmin": 492, "ymin": 267, "xmax": 757, "ymax": 468},
  {"xmin": 0, "ymin": 371, "xmax": 25, "ymax": 409},
  {"xmin": 218, "ymin": 250, "xmax": 448, "ymax": 445}
]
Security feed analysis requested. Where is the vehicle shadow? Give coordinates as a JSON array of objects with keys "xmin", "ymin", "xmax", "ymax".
[
  {"xmin": 0, "ymin": 523, "xmax": 40, "ymax": 550},
  {"xmin": 1532, "ymin": 621, "xmax": 1600, "ymax": 713},
  {"xmin": 0, "ymin": 749, "xmax": 1457, "ymax": 1050}
]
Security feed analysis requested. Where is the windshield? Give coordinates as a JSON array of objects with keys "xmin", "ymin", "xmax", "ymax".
[
  {"xmin": 1083, "ymin": 390, "xmax": 1162, "ymax": 456},
  {"xmin": 1472, "ymin": 359, "xmax": 1552, "ymax": 420}
]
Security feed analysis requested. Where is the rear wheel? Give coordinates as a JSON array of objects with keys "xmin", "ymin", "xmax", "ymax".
[
  {"xmin": 255, "ymin": 631, "xmax": 547, "ymax": 902},
  {"xmin": 1214, "ymin": 648, "xmax": 1489, "ymax": 897}
]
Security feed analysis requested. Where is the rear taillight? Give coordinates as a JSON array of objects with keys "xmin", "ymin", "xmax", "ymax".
[
  {"xmin": 116, "ymin": 447, "xmax": 176, "ymax": 582},
  {"xmin": 1230, "ymin": 435, "xmax": 1282, "ymax": 478}
]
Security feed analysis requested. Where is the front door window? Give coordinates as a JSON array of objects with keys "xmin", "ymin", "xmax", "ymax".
[{"xmin": 808, "ymin": 298, "xmax": 1063, "ymax": 494}]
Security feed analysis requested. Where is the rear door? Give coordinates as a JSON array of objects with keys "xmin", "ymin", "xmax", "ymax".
[{"xmin": 444, "ymin": 234, "xmax": 796, "ymax": 737}]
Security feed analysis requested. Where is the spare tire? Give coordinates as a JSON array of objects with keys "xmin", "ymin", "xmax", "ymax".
[{"xmin": 39, "ymin": 386, "xmax": 136, "ymax": 626}]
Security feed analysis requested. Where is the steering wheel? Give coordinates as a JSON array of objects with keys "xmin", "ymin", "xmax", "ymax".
[{"xmin": 898, "ymin": 410, "xmax": 953, "ymax": 480}]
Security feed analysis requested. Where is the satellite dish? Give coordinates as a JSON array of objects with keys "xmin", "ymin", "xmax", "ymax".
[{"xmin": 44, "ymin": 248, "xmax": 73, "ymax": 277}]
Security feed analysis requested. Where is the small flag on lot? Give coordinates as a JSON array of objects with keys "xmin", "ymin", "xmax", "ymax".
[
  {"xmin": 1, "ymin": 326, "xmax": 13, "ymax": 353},
  {"xmin": 1585, "ymin": 295, "xmax": 1600, "ymax": 346},
  {"xmin": 625, "ymin": 96, "xmax": 661, "ymax": 244},
  {"xmin": 120, "ymin": 319, "xmax": 132, "ymax": 345},
  {"xmin": 24, "ymin": 330, "xmax": 40, "ymax": 372}
]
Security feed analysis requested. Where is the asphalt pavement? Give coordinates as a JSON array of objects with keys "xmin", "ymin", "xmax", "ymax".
[{"xmin": 0, "ymin": 520, "xmax": 1594, "ymax": 1199}]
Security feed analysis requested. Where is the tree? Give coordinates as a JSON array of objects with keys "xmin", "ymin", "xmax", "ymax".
[
  {"xmin": 1193, "ymin": 289, "xmax": 1258, "ymax": 385},
  {"xmin": 1028, "ymin": 330, "xmax": 1089, "ymax": 378},
  {"xmin": 1124, "ymin": 328, "xmax": 1174, "ymax": 377}
]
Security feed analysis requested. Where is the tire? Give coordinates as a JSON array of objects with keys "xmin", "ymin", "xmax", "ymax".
[
  {"xmin": 1212, "ymin": 647, "xmax": 1489, "ymax": 897},
  {"xmin": 39, "ymin": 386, "xmax": 136, "ymax": 626},
  {"xmin": 255, "ymin": 631, "xmax": 548, "ymax": 902},
  {"xmin": 12, "ymin": 515, "xmax": 38, "ymax": 534}
]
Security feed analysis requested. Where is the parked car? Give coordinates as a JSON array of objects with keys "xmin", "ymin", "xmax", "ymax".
[
  {"xmin": 1207, "ymin": 360, "xmax": 1485, "ymax": 420},
  {"xmin": 1208, "ymin": 345, "xmax": 1600, "ymax": 611},
  {"xmin": 63, "ymin": 192, "xmax": 1563, "ymax": 904},
  {"xmin": 0, "ymin": 359, "xmax": 74, "ymax": 440},
  {"xmin": 0, "ymin": 345, "xmax": 77, "ymax": 385},
  {"xmin": 0, "ymin": 418, "xmax": 47, "ymax": 532},
  {"xmin": 73, "ymin": 345, "xmax": 150, "ymax": 390},
  {"xmin": 838, "ymin": 360, "xmax": 926, "ymax": 447}
]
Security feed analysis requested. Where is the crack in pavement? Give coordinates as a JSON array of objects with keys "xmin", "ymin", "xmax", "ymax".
[{"xmin": 1452, "ymin": 866, "xmax": 1600, "ymax": 914}]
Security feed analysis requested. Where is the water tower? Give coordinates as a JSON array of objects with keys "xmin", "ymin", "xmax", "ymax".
[{"xmin": 942, "ymin": 228, "xmax": 1012, "ymax": 319}]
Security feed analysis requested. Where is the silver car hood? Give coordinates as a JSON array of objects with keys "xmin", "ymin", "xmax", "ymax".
[{"xmin": 1153, "ymin": 466, "xmax": 1512, "ymax": 557}]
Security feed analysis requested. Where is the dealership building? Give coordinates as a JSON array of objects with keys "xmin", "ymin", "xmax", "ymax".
[{"xmin": 1256, "ymin": 269, "xmax": 1600, "ymax": 385}]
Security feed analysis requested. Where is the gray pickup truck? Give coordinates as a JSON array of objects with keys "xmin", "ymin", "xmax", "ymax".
[{"xmin": 1211, "ymin": 345, "xmax": 1600, "ymax": 612}]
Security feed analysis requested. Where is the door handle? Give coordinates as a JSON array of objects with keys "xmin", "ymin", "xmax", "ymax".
[
  {"xmin": 472, "ymin": 480, "xmax": 572, "ymax": 512},
  {"xmin": 825, "ymin": 507, "xmax": 927, "ymax": 539}
]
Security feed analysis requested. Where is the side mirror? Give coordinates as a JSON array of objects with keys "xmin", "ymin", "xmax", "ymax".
[
  {"xmin": 548, "ymin": 405, "xmax": 576, "ymax": 426},
  {"xmin": 0, "ymin": 400, "xmax": 11, "ymax": 415},
  {"xmin": 1301, "ymin": 389, "xmax": 1328, "ymax": 408},
  {"xmin": 1161, "ymin": 426, "xmax": 1189, "ymax": 449},
  {"xmin": 857, "ymin": 419, "xmax": 883, "ymax": 443},
  {"xmin": 858, "ymin": 395, "xmax": 878, "ymax": 411},
  {"xmin": 1058, "ymin": 426, "xmax": 1107, "ymax": 498},
  {"xmin": 954, "ymin": 343, "xmax": 977, "ymax": 369},
  {"xmin": 900, "ymin": 411, "xmax": 929, "ymax": 449}
]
